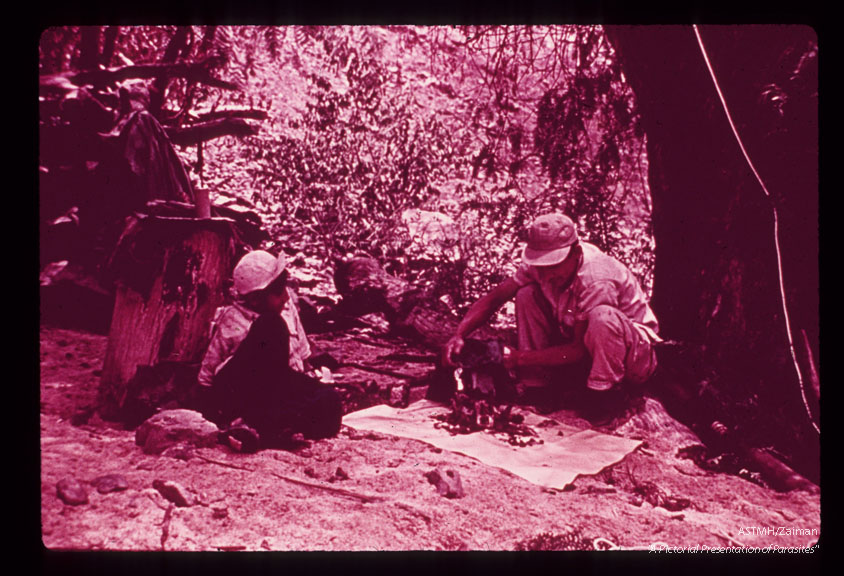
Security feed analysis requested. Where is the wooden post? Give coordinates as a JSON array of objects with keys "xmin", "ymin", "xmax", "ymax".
[{"xmin": 99, "ymin": 214, "xmax": 237, "ymax": 418}]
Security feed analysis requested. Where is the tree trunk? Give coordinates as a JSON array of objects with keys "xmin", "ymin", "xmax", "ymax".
[
  {"xmin": 101, "ymin": 26, "xmax": 120, "ymax": 68},
  {"xmin": 602, "ymin": 25, "xmax": 818, "ymax": 481},
  {"xmin": 98, "ymin": 215, "xmax": 238, "ymax": 419},
  {"xmin": 149, "ymin": 27, "xmax": 191, "ymax": 118},
  {"xmin": 76, "ymin": 26, "xmax": 101, "ymax": 72}
]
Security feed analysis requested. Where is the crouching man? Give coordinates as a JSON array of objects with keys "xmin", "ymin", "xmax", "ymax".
[
  {"xmin": 443, "ymin": 213, "xmax": 660, "ymax": 424},
  {"xmin": 197, "ymin": 250, "xmax": 342, "ymax": 451}
]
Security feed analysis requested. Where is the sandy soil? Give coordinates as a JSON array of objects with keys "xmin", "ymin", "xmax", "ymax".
[{"xmin": 40, "ymin": 326, "xmax": 821, "ymax": 553}]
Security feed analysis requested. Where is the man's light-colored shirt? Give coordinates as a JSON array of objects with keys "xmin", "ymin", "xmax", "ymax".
[
  {"xmin": 512, "ymin": 242, "xmax": 660, "ymax": 342},
  {"xmin": 197, "ymin": 288, "xmax": 311, "ymax": 387}
]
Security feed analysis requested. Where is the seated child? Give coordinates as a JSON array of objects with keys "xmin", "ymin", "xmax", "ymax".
[{"xmin": 197, "ymin": 250, "xmax": 342, "ymax": 450}]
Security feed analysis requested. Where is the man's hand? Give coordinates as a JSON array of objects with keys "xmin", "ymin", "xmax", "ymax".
[
  {"xmin": 440, "ymin": 278, "xmax": 519, "ymax": 368},
  {"xmin": 443, "ymin": 335, "xmax": 465, "ymax": 367}
]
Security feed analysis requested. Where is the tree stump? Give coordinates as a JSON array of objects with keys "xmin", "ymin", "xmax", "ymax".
[{"xmin": 98, "ymin": 214, "xmax": 238, "ymax": 419}]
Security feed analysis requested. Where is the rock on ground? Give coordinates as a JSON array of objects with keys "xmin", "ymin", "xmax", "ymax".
[
  {"xmin": 56, "ymin": 477, "xmax": 88, "ymax": 505},
  {"xmin": 94, "ymin": 474, "xmax": 129, "ymax": 494},
  {"xmin": 425, "ymin": 467, "xmax": 465, "ymax": 498},
  {"xmin": 134, "ymin": 409, "xmax": 219, "ymax": 455}
]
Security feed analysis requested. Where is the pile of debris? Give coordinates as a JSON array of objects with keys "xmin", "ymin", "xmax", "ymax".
[{"xmin": 432, "ymin": 392, "xmax": 543, "ymax": 447}]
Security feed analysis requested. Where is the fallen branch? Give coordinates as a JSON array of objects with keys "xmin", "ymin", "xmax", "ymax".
[
  {"xmin": 190, "ymin": 107, "xmax": 270, "ymax": 123},
  {"xmin": 195, "ymin": 452, "xmax": 256, "ymax": 472},
  {"xmin": 341, "ymin": 362, "xmax": 418, "ymax": 380},
  {"xmin": 267, "ymin": 471, "xmax": 385, "ymax": 504},
  {"xmin": 159, "ymin": 503, "xmax": 175, "ymax": 550},
  {"xmin": 166, "ymin": 118, "xmax": 259, "ymax": 147},
  {"xmin": 199, "ymin": 452, "xmax": 385, "ymax": 503},
  {"xmin": 66, "ymin": 58, "xmax": 241, "ymax": 91}
]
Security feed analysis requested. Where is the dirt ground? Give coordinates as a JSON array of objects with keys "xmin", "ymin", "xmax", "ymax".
[{"xmin": 39, "ymin": 325, "xmax": 821, "ymax": 554}]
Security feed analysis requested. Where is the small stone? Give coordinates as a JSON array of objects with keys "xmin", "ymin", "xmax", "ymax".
[
  {"xmin": 660, "ymin": 495, "xmax": 691, "ymax": 512},
  {"xmin": 94, "ymin": 474, "xmax": 129, "ymax": 494},
  {"xmin": 304, "ymin": 467, "xmax": 317, "ymax": 478},
  {"xmin": 57, "ymin": 478, "xmax": 88, "ymax": 505},
  {"xmin": 261, "ymin": 539, "xmax": 271, "ymax": 550},
  {"xmin": 389, "ymin": 385, "xmax": 409, "ymax": 407},
  {"xmin": 334, "ymin": 466, "xmax": 349, "ymax": 480},
  {"xmin": 152, "ymin": 479, "xmax": 194, "ymax": 507},
  {"xmin": 424, "ymin": 467, "xmax": 465, "ymax": 499},
  {"xmin": 212, "ymin": 507, "xmax": 228, "ymax": 520}
]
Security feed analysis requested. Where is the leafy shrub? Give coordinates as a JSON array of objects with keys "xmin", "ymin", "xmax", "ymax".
[{"xmin": 41, "ymin": 25, "xmax": 655, "ymax": 311}]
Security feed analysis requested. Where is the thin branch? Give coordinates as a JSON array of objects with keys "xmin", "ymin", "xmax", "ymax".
[
  {"xmin": 159, "ymin": 502, "xmax": 175, "ymax": 550},
  {"xmin": 195, "ymin": 452, "xmax": 256, "ymax": 471},
  {"xmin": 59, "ymin": 58, "xmax": 241, "ymax": 91},
  {"xmin": 267, "ymin": 470, "xmax": 386, "ymax": 504},
  {"xmin": 189, "ymin": 107, "xmax": 269, "ymax": 123}
]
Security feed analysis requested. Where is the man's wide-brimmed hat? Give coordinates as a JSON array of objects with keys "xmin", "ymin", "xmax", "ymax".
[{"xmin": 522, "ymin": 213, "xmax": 579, "ymax": 266}]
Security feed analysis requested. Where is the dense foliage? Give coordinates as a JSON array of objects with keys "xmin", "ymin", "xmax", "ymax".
[{"xmin": 40, "ymin": 25, "xmax": 653, "ymax": 318}]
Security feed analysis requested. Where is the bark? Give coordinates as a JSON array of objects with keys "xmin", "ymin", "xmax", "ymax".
[
  {"xmin": 77, "ymin": 26, "xmax": 101, "ymax": 72},
  {"xmin": 98, "ymin": 216, "xmax": 238, "ymax": 419},
  {"xmin": 603, "ymin": 25, "xmax": 818, "ymax": 480},
  {"xmin": 198, "ymin": 26, "xmax": 218, "ymax": 58},
  {"xmin": 150, "ymin": 27, "xmax": 191, "ymax": 117},
  {"xmin": 101, "ymin": 26, "xmax": 120, "ymax": 68}
]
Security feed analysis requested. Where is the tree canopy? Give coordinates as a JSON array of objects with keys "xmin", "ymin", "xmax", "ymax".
[{"xmin": 40, "ymin": 25, "xmax": 654, "ymax": 320}]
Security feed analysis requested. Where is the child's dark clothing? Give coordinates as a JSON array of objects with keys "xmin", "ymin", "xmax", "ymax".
[{"xmin": 200, "ymin": 311, "xmax": 342, "ymax": 443}]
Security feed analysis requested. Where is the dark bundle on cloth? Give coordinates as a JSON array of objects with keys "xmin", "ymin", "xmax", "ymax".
[{"xmin": 426, "ymin": 338, "xmax": 517, "ymax": 403}]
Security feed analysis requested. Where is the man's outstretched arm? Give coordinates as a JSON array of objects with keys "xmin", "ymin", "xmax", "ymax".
[{"xmin": 443, "ymin": 278, "xmax": 520, "ymax": 366}]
